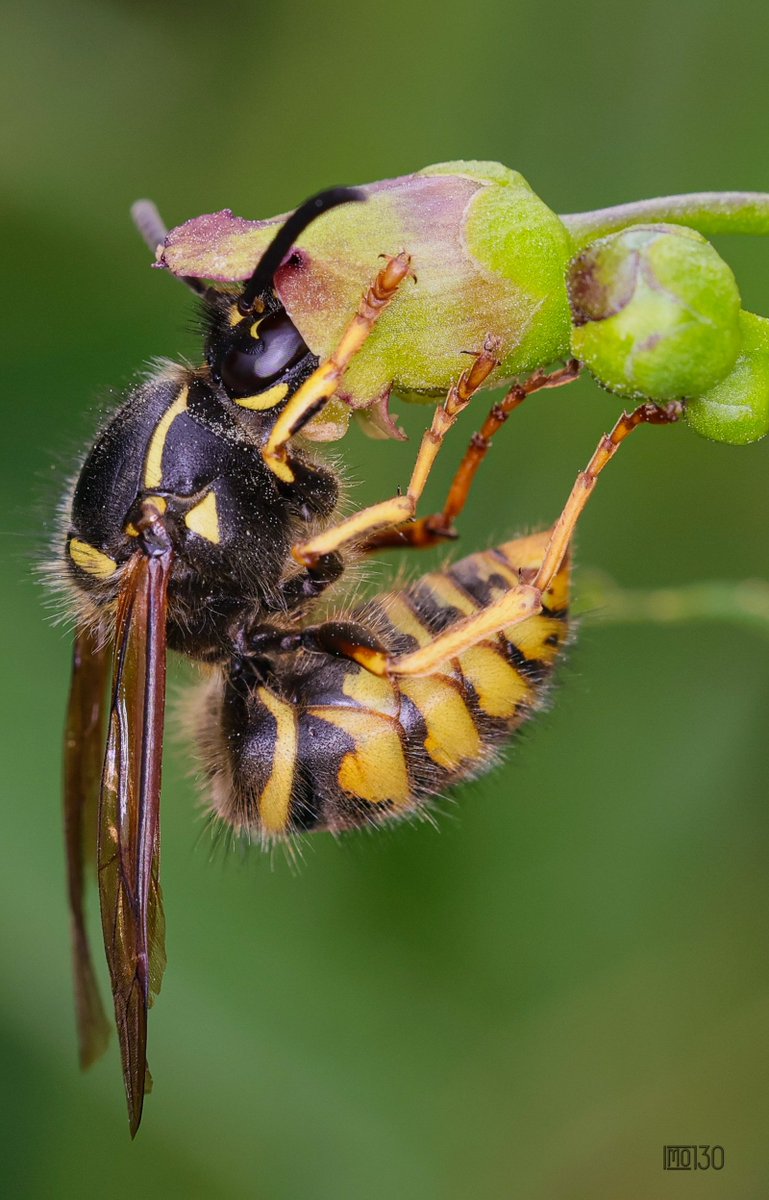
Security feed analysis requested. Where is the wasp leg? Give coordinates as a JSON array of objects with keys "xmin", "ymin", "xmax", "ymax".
[
  {"xmin": 293, "ymin": 337, "xmax": 502, "ymax": 568},
  {"xmin": 262, "ymin": 252, "xmax": 412, "ymax": 484},
  {"xmin": 366, "ymin": 358, "xmax": 582, "ymax": 550},
  {"xmin": 325, "ymin": 401, "xmax": 684, "ymax": 677},
  {"xmin": 527, "ymin": 400, "xmax": 683, "ymax": 601},
  {"xmin": 278, "ymin": 552, "xmax": 345, "ymax": 608}
]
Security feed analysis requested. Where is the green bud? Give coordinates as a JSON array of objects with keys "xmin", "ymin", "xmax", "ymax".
[
  {"xmin": 685, "ymin": 311, "xmax": 769, "ymax": 444},
  {"xmin": 568, "ymin": 224, "xmax": 742, "ymax": 401}
]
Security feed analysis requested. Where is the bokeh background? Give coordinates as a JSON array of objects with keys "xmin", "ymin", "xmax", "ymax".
[{"xmin": 3, "ymin": 2, "xmax": 769, "ymax": 1196}]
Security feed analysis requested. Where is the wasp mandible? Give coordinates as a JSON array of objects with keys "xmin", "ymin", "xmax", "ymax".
[{"xmin": 61, "ymin": 164, "xmax": 769, "ymax": 1137}]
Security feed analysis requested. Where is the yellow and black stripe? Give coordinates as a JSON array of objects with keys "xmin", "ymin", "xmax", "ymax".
[{"xmin": 197, "ymin": 530, "xmax": 570, "ymax": 842}]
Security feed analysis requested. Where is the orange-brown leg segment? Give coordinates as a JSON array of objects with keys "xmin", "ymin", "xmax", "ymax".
[
  {"xmin": 293, "ymin": 336, "xmax": 503, "ymax": 568},
  {"xmin": 332, "ymin": 400, "xmax": 684, "ymax": 678},
  {"xmin": 528, "ymin": 401, "xmax": 683, "ymax": 595},
  {"xmin": 262, "ymin": 252, "xmax": 412, "ymax": 484},
  {"xmin": 366, "ymin": 358, "xmax": 582, "ymax": 550}
]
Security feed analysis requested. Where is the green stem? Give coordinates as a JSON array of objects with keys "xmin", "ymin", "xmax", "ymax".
[
  {"xmin": 561, "ymin": 192, "xmax": 769, "ymax": 249},
  {"xmin": 576, "ymin": 572, "xmax": 769, "ymax": 641}
]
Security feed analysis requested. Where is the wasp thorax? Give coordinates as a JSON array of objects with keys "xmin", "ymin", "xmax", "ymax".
[{"xmin": 568, "ymin": 224, "xmax": 742, "ymax": 402}]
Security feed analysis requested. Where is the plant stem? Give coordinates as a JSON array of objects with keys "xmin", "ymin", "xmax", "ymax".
[
  {"xmin": 576, "ymin": 571, "xmax": 769, "ymax": 641},
  {"xmin": 561, "ymin": 192, "xmax": 769, "ymax": 249}
]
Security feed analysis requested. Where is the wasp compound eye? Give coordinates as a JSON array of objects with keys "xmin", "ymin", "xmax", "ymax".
[{"xmin": 220, "ymin": 311, "xmax": 311, "ymax": 396}]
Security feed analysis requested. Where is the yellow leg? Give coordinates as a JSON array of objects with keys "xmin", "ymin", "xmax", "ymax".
[
  {"xmin": 352, "ymin": 400, "xmax": 683, "ymax": 677},
  {"xmin": 367, "ymin": 358, "xmax": 581, "ymax": 550},
  {"xmin": 263, "ymin": 252, "xmax": 412, "ymax": 484},
  {"xmin": 529, "ymin": 401, "xmax": 683, "ymax": 595},
  {"xmin": 294, "ymin": 336, "xmax": 502, "ymax": 567}
]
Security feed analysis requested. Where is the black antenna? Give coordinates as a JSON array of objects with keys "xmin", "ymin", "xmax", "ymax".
[
  {"xmin": 131, "ymin": 199, "xmax": 207, "ymax": 296},
  {"xmin": 237, "ymin": 186, "xmax": 365, "ymax": 313}
]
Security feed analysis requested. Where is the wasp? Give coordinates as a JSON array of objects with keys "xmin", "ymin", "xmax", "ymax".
[{"xmin": 61, "ymin": 177, "xmax": 706, "ymax": 1138}]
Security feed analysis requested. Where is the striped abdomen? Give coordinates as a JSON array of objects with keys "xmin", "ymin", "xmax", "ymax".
[{"xmin": 195, "ymin": 531, "xmax": 570, "ymax": 843}]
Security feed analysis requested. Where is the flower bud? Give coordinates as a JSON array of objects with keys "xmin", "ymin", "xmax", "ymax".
[
  {"xmin": 568, "ymin": 224, "xmax": 741, "ymax": 401},
  {"xmin": 161, "ymin": 163, "xmax": 574, "ymax": 421},
  {"xmin": 684, "ymin": 311, "xmax": 769, "ymax": 444}
]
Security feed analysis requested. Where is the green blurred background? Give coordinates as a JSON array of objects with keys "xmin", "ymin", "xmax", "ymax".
[{"xmin": 3, "ymin": 1, "xmax": 769, "ymax": 1196}]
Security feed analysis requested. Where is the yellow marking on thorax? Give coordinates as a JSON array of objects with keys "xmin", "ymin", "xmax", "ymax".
[
  {"xmin": 184, "ymin": 491, "xmax": 220, "ymax": 543},
  {"xmin": 310, "ymin": 707, "xmax": 410, "ymax": 806},
  {"xmin": 249, "ymin": 318, "xmax": 264, "ymax": 340},
  {"xmin": 342, "ymin": 668, "xmax": 399, "ymax": 717},
  {"xmin": 506, "ymin": 615, "xmax": 566, "ymax": 664},
  {"xmin": 458, "ymin": 645, "xmax": 530, "ymax": 719},
  {"xmin": 257, "ymin": 688, "xmax": 297, "ymax": 834},
  {"xmin": 400, "ymin": 676, "xmax": 481, "ymax": 771},
  {"xmin": 125, "ymin": 494, "xmax": 167, "ymax": 537},
  {"xmin": 144, "ymin": 387, "xmax": 188, "ymax": 489},
  {"xmin": 423, "ymin": 573, "xmax": 478, "ymax": 617},
  {"xmin": 235, "ymin": 382, "xmax": 289, "ymax": 411},
  {"xmin": 68, "ymin": 538, "xmax": 117, "ymax": 580}
]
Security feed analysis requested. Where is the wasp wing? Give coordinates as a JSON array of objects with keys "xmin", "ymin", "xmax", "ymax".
[
  {"xmin": 64, "ymin": 621, "xmax": 112, "ymax": 1069},
  {"xmin": 98, "ymin": 549, "xmax": 172, "ymax": 1137}
]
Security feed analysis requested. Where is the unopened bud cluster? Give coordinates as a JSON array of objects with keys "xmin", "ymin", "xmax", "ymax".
[{"xmin": 567, "ymin": 224, "xmax": 769, "ymax": 444}]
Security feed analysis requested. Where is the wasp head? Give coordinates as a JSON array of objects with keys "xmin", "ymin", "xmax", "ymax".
[{"xmin": 203, "ymin": 187, "xmax": 364, "ymax": 413}]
